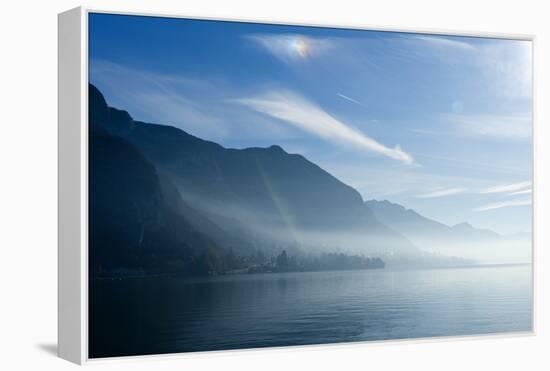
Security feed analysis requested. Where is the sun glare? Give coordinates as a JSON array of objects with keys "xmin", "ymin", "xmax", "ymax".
[{"xmin": 290, "ymin": 37, "xmax": 309, "ymax": 58}]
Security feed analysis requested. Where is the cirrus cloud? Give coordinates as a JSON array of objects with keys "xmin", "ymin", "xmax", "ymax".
[
  {"xmin": 444, "ymin": 113, "xmax": 532, "ymax": 140},
  {"xmin": 509, "ymin": 188, "xmax": 532, "ymax": 196},
  {"xmin": 413, "ymin": 35, "xmax": 476, "ymax": 51},
  {"xmin": 480, "ymin": 181, "xmax": 531, "ymax": 194},
  {"xmin": 233, "ymin": 89, "xmax": 414, "ymax": 164},
  {"xmin": 475, "ymin": 199, "xmax": 532, "ymax": 212},
  {"xmin": 415, "ymin": 187, "xmax": 467, "ymax": 198}
]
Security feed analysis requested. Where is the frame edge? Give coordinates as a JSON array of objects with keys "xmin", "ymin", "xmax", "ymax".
[{"xmin": 58, "ymin": 6, "xmax": 86, "ymax": 365}]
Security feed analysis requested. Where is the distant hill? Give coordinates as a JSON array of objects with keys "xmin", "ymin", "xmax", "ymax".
[
  {"xmin": 364, "ymin": 199, "xmax": 533, "ymax": 265},
  {"xmin": 365, "ymin": 199, "xmax": 500, "ymax": 243}
]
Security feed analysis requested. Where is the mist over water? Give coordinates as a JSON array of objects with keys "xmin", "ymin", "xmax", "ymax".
[
  {"xmin": 416, "ymin": 237, "xmax": 532, "ymax": 265},
  {"xmin": 90, "ymin": 264, "xmax": 532, "ymax": 358},
  {"xmin": 175, "ymin": 188, "xmax": 531, "ymax": 267}
]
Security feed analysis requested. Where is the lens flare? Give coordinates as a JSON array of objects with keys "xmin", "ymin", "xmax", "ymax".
[{"xmin": 290, "ymin": 37, "xmax": 309, "ymax": 58}]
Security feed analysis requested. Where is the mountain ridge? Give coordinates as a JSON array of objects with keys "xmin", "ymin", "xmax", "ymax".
[
  {"xmin": 365, "ymin": 199, "xmax": 500, "ymax": 239},
  {"xmin": 90, "ymin": 83, "xmax": 508, "ymax": 269},
  {"xmin": 89, "ymin": 84, "xmax": 419, "ymax": 259}
]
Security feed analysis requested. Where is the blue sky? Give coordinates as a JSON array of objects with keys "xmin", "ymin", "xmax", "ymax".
[{"xmin": 89, "ymin": 13, "xmax": 533, "ymax": 234}]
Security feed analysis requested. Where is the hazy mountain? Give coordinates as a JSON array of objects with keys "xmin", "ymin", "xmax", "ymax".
[
  {"xmin": 365, "ymin": 199, "xmax": 500, "ymax": 242},
  {"xmin": 127, "ymin": 125, "xmax": 368, "ymax": 232},
  {"xmin": 365, "ymin": 200, "xmax": 530, "ymax": 264},
  {"xmin": 92, "ymin": 83, "xmax": 527, "ymax": 267},
  {"xmin": 89, "ymin": 84, "xmax": 417, "ymax": 261}
]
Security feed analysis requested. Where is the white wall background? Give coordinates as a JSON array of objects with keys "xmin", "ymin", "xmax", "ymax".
[{"xmin": 0, "ymin": 0, "xmax": 548, "ymax": 369}]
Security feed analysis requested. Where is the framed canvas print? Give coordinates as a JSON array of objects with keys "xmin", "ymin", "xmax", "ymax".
[{"xmin": 58, "ymin": 7, "xmax": 534, "ymax": 364}]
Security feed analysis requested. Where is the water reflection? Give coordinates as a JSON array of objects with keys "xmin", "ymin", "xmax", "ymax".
[{"xmin": 89, "ymin": 265, "xmax": 532, "ymax": 358}]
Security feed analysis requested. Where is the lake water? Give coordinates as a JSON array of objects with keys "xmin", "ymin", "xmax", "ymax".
[{"xmin": 89, "ymin": 265, "xmax": 533, "ymax": 358}]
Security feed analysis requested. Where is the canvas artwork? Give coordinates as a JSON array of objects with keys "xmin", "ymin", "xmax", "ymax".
[{"xmin": 88, "ymin": 13, "xmax": 533, "ymax": 358}]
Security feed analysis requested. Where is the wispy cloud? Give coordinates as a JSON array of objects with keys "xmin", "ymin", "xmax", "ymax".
[
  {"xmin": 89, "ymin": 59, "xmax": 297, "ymax": 142},
  {"xmin": 415, "ymin": 187, "xmax": 467, "ymax": 198},
  {"xmin": 509, "ymin": 188, "xmax": 532, "ymax": 196},
  {"xmin": 90, "ymin": 60, "xmax": 227, "ymax": 139},
  {"xmin": 444, "ymin": 113, "xmax": 532, "ymax": 140},
  {"xmin": 233, "ymin": 89, "xmax": 414, "ymax": 164},
  {"xmin": 414, "ymin": 35, "xmax": 476, "ymax": 51},
  {"xmin": 475, "ymin": 199, "xmax": 532, "ymax": 212},
  {"xmin": 336, "ymin": 92, "xmax": 365, "ymax": 107},
  {"xmin": 411, "ymin": 36, "xmax": 531, "ymax": 99},
  {"xmin": 480, "ymin": 181, "xmax": 531, "ymax": 194},
  {"xmin": 246, "ymin": 34, "xmax": 333, "ymax": 63}
]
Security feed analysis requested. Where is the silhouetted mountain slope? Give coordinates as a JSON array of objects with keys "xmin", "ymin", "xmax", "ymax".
[
  {"xmin": 90, "ymin": 130, "xmax": 236, "ymax": 276},
  {"xmin": 88, "ymin": 86, "xmax": 371, "ymax": 229},
  {"xmin": 89, "ymin": 130, "xmax": 163, "ymax": 272},
  {"xmin": 128, "ymin": 122, "xmax": 367, "ymax": 231},
  {"xmin": 88, "ymin": 84, "xmax": 420, "ymax": 263},
  {"xmin": 157, "ymin": 170, "xmax": 257, "ymax": 256},
  {"xmin": 89, "ymin": 91, "xmax": 252, "ymax": 276}
]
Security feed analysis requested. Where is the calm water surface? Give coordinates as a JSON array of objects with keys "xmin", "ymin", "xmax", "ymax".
[{"xmin": 89, "ymin": 265, "xmax": 532, "ymax": 358}]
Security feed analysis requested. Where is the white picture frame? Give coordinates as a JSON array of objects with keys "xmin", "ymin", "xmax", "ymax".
[{"xmin": 58, "ymin": 6, "xmax": 535, "ymax": 365}]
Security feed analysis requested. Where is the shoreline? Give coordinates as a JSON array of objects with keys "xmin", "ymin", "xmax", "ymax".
[{"xmin": 89, "ymin": 262, "xmax": 531, "ymax": 281}]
